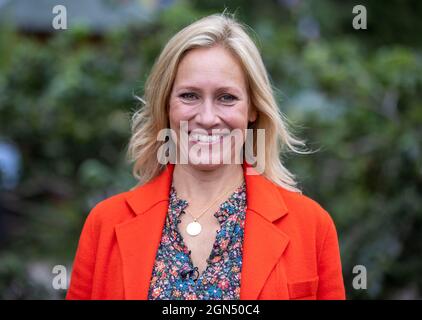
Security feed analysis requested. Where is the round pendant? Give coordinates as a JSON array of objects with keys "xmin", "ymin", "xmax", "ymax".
[{"xmin": 186, "ymin": 221, "xmax": 202, "ymax": 236}]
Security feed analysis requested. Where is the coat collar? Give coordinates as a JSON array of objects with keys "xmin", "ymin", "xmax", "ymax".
[{"xmin": 116, "ymin": 162, "xmax": 290, "ymax": 299}]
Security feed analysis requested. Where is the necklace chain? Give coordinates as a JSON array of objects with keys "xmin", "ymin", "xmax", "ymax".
[{"xmin": 183, "ymin": 175, "xmax": 244, "ymax": 222}]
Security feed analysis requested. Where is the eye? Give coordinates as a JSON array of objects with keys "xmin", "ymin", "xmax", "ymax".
[
  {"xmin": 219, "ymin": 94, "xmax": 238, "ymax": 103},
  {"xmin": 179, "ymin": 92, "xmax": 198, "ymax": 101}
]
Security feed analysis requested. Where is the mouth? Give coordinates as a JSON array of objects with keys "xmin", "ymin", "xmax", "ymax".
[{"xmin": 188, "ymin": 131, "xmax": 229, "ymax": 144}]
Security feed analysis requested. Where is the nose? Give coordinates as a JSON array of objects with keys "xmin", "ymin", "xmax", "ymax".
[{"xmin": 195, "ymin": 98, "xmax": 220, "ymax": 128}]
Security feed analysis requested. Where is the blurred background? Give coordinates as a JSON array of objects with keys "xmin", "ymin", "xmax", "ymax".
[{"xmin": 0, "ymin": 0, "xmax": 421, "ymax": 299}]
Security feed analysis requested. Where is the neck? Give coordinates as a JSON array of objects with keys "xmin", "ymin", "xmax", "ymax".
[{"xmin": 172, "ymin": 164, "xmax": 244, "ymax": 206}]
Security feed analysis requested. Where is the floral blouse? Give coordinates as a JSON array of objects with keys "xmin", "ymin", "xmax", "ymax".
[{"xmin": 147, "ymin": 181, "xmax": 247, "ymax": 300}]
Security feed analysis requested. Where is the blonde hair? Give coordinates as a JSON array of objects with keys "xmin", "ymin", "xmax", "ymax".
[{"xmin": 127, "ymin": 13, "xmax": 309, "ymax": 193}]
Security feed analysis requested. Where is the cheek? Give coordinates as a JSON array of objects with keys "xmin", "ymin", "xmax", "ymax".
[
  {"xmin": 168, "ymin": 100, "xmax": 187, "ymax": 129},
  {"xmin": 168, "ymin": 107, "xmax": 177, "ymax": 130},
  {"xmin": 222, "ymin": 104, "xmax": 250, "ymax": 129}
]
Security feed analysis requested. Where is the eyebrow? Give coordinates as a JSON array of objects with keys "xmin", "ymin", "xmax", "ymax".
[{"xmin": 174, "ymin": 85, "xmax": 243, "ymax": 95}]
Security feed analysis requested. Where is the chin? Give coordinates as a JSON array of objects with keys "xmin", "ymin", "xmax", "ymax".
[{"xmin": 188, "ymin": 161, "xmax": 224, "ymax": 172}]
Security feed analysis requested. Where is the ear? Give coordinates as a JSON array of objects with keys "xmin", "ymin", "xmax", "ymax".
[{"xmin": 248, "ymin": 107, "xmax": 257, "ymax": 123}]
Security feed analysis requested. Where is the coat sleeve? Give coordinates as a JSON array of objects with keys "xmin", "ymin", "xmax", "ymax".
[
  {"xmin": 316, "ymin": 212, "xmax": 346, "ymax": 300},
  {"xmin": 66, "ymin": 208, "xmax": 98, "ymax": 300}
]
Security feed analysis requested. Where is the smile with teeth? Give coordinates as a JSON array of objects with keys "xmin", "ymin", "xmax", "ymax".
[{"xmin": 189, "ymin": 133, "xmax": 226, "ymax": 143}]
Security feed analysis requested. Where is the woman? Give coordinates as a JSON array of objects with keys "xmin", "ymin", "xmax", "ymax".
[{"xmin": 66, "ymin": 13, "xmax": 345, "ymax": 300}]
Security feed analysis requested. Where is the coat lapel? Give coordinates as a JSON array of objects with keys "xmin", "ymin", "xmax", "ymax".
[
  {"xmin": 116, "ymin": 162, "xmax": 290, "ymax": 300},
  {"xmin": 240, "ymin": 164, "xmax": 290, "ymax": 299},
  {"xmin": 116, "ymin": 164, "xmax": 174, "ymax": 299}
]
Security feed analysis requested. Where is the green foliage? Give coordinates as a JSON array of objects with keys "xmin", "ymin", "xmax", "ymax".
[{"xmin": 1, "ymin": 0, "xmax": 421, "ymax": 299}]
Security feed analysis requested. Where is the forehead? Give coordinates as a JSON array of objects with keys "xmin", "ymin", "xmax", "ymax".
[{"xmin": 173, "ymin": 45, "xmax": 247, "ymax": 90}]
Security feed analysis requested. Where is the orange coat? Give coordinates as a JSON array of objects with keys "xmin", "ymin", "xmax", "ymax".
[{"xmin": 66, "ymin": 163, "xmax": 346, "ymax": 300}]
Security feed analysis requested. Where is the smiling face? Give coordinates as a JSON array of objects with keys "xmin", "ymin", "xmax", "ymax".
[{"xmin": 168, "ymin": 45, "xmax": 257, "ymax": 170}]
